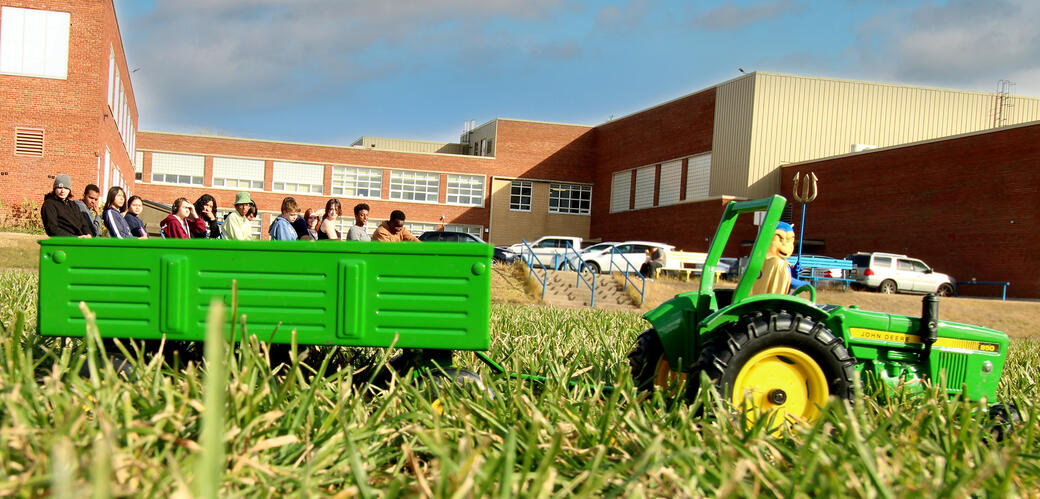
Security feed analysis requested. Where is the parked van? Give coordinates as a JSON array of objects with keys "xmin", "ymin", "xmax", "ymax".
[{"xmin": 848, "ymin": 252, "xmax": 955, "ymax": 296}]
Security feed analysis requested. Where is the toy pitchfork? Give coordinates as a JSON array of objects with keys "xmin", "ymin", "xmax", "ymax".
[{"xmin": 792, "ymin": 171, "xmax": 818, "ymax": 266}]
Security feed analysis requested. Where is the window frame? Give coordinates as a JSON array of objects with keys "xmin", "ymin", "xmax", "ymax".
[
  {"xmin": 445, "ymin": 174, "xmax": 485, "ymax": 207},
  {"xmin": 548, "ymin": 183, "xmax": 592, "ymax": 216},
  {"xmin": 389, "ymin": 170, "xmax": 440, "ymax": 204},
  {"xmin": 509, "ymin": 180, "xmax": 532, "ymax": 212}
]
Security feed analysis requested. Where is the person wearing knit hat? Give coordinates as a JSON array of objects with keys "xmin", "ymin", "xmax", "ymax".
[{"xmin": 41, "ymin": 174, "xmax": 92, "ymax": 237}]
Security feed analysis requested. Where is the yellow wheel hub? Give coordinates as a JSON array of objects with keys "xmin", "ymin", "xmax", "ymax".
[{"xmin": 732, "ymin": 346, "xmax": 829, "ymax": 427}]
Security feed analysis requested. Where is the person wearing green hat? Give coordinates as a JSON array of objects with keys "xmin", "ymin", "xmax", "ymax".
[
  {"xmin": 221, "ymin": 191, "xmax": 255, "ymax": 240},
  {"xmin": 41, "ymin": 174, "xmax": 92, "ymax": 237}
]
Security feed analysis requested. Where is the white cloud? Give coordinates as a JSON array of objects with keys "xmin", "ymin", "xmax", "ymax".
[
  {"xmin": 854, "ymin": 0, "xmax": 1040, "ymax": 95},
  {"xmin": 122, "ymin": 0, "xmax": 571, "ymax": 130},
  {"xmin": 691, "ymin": 0, "xmax": 800, "ymax": 30}
]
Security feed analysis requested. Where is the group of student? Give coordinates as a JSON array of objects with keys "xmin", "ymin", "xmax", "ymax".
[{"xmin": 40, "ymin": 173, "xmax": 423, "ymax": 243}]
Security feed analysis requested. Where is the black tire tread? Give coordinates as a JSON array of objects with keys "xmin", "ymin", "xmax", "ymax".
[{"xmin": 695, "ymin": 311, "xmax": 857, "ymax": 402}]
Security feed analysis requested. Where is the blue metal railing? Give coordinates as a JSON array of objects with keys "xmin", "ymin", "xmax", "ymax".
[
  {"xmin": 608, "ymin": 246, "xmax": 646, "ymax": 305},
  {"xmin": 557, "ymin": 244, "xmax": 596, "ymax": 307},
  {"xmin": 519, "ymin": 238, "xmax": 551, "ymax": 301}
]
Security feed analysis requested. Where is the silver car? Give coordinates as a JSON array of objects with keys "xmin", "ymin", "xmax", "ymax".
[{"xmin": 848, "ymin": 252, "xmax": 955, "ymax": 296}]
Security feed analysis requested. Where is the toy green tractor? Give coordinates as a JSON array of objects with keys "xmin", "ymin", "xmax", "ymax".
[{"xmin": 628, "ymin": 195, "xmax": 1011, "ymax": 426}]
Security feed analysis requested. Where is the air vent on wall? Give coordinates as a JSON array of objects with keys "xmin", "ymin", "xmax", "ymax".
[{"xmin": 14, "ymin": 128, "xmax": 44, "ymax": 157}]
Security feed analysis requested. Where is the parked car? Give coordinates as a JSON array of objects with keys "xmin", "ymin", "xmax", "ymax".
[
  {"xmin": 418, "ymin": 231, "xmax": 516, "ymax": 264},
  {"xmin": 567, "ymin": 241, "xmax": 674, "ymax": 274},
  {"xmin": 847, "ymin": 252, "xmax": 955, "ymax": 295},
  {"xmin": 504, "ymin": 236, "xmax": 582, "ymax": 267}
]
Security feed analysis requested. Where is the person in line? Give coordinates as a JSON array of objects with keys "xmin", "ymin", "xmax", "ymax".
[
  {"xmin": 124, "ymin": 195, "xmax": 148, "ymax": 238},
  {"xmin": 41, "ymin": 174, "xmax": 92, "ymax": 237},
  {"xmin": 161, "ymin": 197, "xmax": 206, "ymax": 239},
  {"xmin": 101, "ymin": 186, "xmax": 132, "ymax": 239},
  {"xmin": 191, "ymin": 194, "xmax": 221, "ymax": 239},
  {"xmin": 346, "ymin": 203, "xmax": 371, "ymax": 241},
  {"xmin": 269, "ymin": 197, "xmax": 300, "ymax": 241},
  {"xmin": 221, "ymin": 192, "xmax": 254, "ymax": 241},
  {"xmin": 372, "ymin": 210, "xmax": 419, "ymax": 242},
  {"xmin": 291, "ymin": 207, "xmax": 310, "ymax": 238},
  {"xmin": 245, "ymin": 202, "xmax": 258, "ymax": 222},
  {"xmin": 74, "ymin": 183, "xmax": 104, "ymax": 237},
  {"xmin": 303, "ymin": 209, "xmax": 320, "ymax": 240},
  {"xmin": 317, "ymin": 198, "xmax": 342, "ymax": 240}
]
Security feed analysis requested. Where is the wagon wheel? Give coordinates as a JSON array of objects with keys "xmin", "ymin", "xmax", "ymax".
[
  {"xmin": 696, "ymin": 311, "xmax": 856, "ymax": 429},
  {"xmin": 628, "ymin": 329, "xmax": 686, "ymax": 394},
  {"xmin": 423, "ymin": 367, "xmax": 494, "ymax": 414}
]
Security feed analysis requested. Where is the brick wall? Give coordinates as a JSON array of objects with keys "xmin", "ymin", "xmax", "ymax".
[
  {"xmin": 588, "ymin": 87, "xmax": 718, "ymax": 246},
  {"xmin": 781, "ymin": 123, "xmax": 1040, "ymax": 298},
  {"xmin": 0, "ymin": 0, "xmax": 136, "ymax": 215},
  {"xmin": 135, "ymin": 120, "xmax": 596, "ymax": 239}
]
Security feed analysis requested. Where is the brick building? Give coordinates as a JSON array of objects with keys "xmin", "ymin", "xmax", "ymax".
[
  {"xmin": 3, "ymin": 1, "xmax": 1040, "ymax": 297},
  {"xmin": 1, "ymin": 0, "xmax": 137, "ymax": 211},
  {"xmin": 781, "ymin": 122, "xmax": 1040, "ymax": 298}
]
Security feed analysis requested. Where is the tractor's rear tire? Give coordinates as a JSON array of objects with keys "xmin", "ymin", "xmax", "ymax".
[
  {"xmin": 879, "ymin": 280, "xmax": 898, "ymax": 294},
  {"xmin": 696, "ymin": 311, "xmax": 856, "ymax": 426},
  {"xmin": 628, "ymin": 329, "xmax": 684, "ymax": 392}
]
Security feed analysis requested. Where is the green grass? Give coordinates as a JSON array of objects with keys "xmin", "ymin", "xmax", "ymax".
[{"xmin": 1, "ymin": 269, "xmax": 1037, "ymax": 496}]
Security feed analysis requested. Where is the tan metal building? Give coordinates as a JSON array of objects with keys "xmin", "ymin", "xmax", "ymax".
[{"xmin": 711, "ymin": 72, "xmax": 1040, "ymax": 198}]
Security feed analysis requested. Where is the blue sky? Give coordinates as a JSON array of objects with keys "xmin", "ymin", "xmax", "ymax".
[{"xmin": 113, "ymin": 0, "xmax": 1040, "ymax": 144}]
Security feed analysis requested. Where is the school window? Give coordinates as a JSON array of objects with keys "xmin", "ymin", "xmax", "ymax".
[
  {"xmin": 213, "ymin": 157, "xmax": 264, "ymax": 190},
  {"xmin": 134, "ymin": 151, "xmax": 144, "ymax": 180},
  {"xmin": 150, "ymin": 152, "xmax": 204, "ymax": 186},
  {"xmin": 609, "ymin": 171, "xmax": 631, "ymax": 213},
  {"xmin": 509, "ymin": 180, "xmax": 532, "ymax": 211},
  {"xmin": 685, "ymin": 153, "xmax": 711, "ymax": 201},
  {"xmin": 0, "ymin": 7, "xmax": 70, "ymax": 79},
  {"xmin": 658, "ymin": 160, "xmax": 682, "ymax": 206},
  {"xmin": 272, "ymin": 161, "xmax": 323, "ymax": 194},
  {"xmin": 445, "ymin": 174, "xmax": 484, "ymax": 206},
  {"xmin": 548, "ymin": 183, "xmax": 591, "ymax": 215},
  {"xmin": 331, "ymin": 166, "xmax": 382, "ymax": 199},
  {"xmin": 389, "ymin": 170, "xmax": 439, "ymax": 203},
  {"xmin": 633, "ymin": 166, "xmax": 655, "ymax": 210}
]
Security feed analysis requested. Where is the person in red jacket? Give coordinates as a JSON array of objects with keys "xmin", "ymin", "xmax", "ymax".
[{"xmin": 160, "ymin": 197, "xmax": 206, "ymax": 239}]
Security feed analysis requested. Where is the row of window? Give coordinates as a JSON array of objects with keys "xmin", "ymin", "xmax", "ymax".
[
  {"xmin": 508, "ymin": 180, "xmax": 592, "ymax": 215},
  {"xmin": 107, "ymin": 46, "xmax": 136, "ymax": 163},
  {"xmin": 143, "ymin": 152, "xmax": 489, "ymax": 206},
  {"xmin": 609, "ymin": 153, "xmax": 711, "ymax": 213}
]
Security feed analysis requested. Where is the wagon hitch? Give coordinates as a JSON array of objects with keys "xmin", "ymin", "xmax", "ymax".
[{"xmin": 475, "ymin": 351, "xmax": 616, "ymax": 393}]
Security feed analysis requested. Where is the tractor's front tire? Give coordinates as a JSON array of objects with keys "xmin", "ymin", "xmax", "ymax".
[
  {"xmin": 628, "ymin": 329, "xmax": 685, "ymax": 392},
  {"xmin": 696, "ymin": 311, "xmax": 856, "ymax": 426}
]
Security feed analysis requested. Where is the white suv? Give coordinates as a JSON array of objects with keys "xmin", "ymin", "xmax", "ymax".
[{"xmin": 848, "ymin": 252, "xmax": 955, "ymax": 296}]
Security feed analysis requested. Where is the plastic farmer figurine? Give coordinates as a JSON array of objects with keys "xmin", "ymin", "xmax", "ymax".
[
  {"xmin": 751, "ymin": 221, "xmax": 797, "ymax": 295},
  {"xmin": 222, "ymin": 192, "xmax": 254, "ymax": 241}
]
